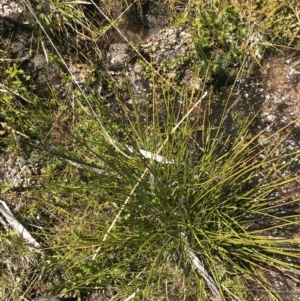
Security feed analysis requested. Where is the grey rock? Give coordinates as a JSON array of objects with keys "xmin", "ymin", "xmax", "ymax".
[
  {"xmin": 0, "ymin": 0, "xmax": 24, "ymax": 18},
  {"xmin": 108, "ymin": 43, "xmax": 135, "ymax": 70},
  {"xmin": 265, "ymin": 114, "xmax": 276, "ymax": 123},
  {"xmin": 0, "ymin": 153, "xmax": 42, "ymax": 189}
]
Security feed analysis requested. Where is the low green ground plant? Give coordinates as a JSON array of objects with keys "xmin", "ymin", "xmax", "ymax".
[{"xmin": 1, "ymin": 0, "xmax": 300, "ymax": 301}]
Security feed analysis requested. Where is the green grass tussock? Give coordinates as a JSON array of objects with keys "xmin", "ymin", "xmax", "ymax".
[{"xmin": 1, "ymin": 0, "xmax": 300, "ymax": 300}]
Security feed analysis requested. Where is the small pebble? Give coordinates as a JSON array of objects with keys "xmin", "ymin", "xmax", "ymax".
[{"xmin": 265, "ymin": 114, "xmax": 276, "ymax": 123}]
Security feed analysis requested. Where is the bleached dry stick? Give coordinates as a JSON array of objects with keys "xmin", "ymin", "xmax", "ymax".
[
  {"xmin": 0, "ymin": 200, "xmax": 42, "ymax": 253},
  {"xmin": 187, "ymin": 249, "xmax": 223, "ymax": 301},
  {"xmin": 123, "ymin": 290, "xmax": 139, "ymax": 301},
  {"xmin": 125, "ymin": 145, "xmax": 174, "ymax": 164}
]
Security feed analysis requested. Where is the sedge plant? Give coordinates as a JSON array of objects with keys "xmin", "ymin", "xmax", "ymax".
[{"xmin": 1, "ymin": 0, "xmax": 300, "ymax": 301}]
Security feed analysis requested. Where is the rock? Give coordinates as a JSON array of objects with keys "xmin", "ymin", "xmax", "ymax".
[
  {"xmin": 141, "ymin": 26, "xmax": 193, "ymax": 66},
  {"xmin": 109, "ymin": 25, "xmax": 195, "ymax": 103},
  {"xmin": 265, "ymin": 114, "xmax": 276, "ymax": 123},
  {"xmin": 0, "ymin": 0, "xmax": 24, "ymax": 18},
  {"xmin": 108, "ymin": 43, "xmax": 135, "ymax": 70},
  {"xmin": 0, "ymin": 153, "xmax": 41, "ymax": 190}
]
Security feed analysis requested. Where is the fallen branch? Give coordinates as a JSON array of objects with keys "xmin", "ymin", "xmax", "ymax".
[
  {"xmin": 0, "ymin": 200, "xmax": 42, "ymax": 253},
  {"xmin": 187, "ymin": 249, "xmax": 223, "ymax": 301}
]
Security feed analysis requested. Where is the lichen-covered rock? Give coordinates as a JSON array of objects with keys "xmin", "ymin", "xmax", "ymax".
[
  {"xmin": 0, "ymin": 153, "xmax": 41, "ymax": 190},
  {"xmin": 108, "ymin": 43, "xmax": 135, "ymax": 70},
  {"xmin": 0, "ymin": 0, "xmax": 24, "ymax": 18},
  {"xmin": 141, "ymin": 27, "xmax": 194, "ymax": 66},
  {"xmin": 106, "ymin": 25, "xmax": 197, "ymax": 106}
]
